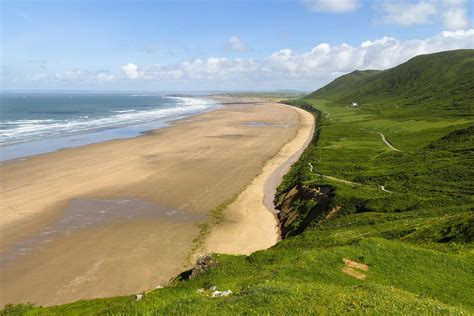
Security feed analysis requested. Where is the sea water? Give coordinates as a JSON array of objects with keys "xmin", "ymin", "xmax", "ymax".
[{"xmin": 0, "ymin": 92, "xmax": 219, "ymax": 161}]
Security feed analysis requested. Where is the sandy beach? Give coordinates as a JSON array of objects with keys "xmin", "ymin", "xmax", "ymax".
[
  {"xmin": 0, "ymin": 98, "xmax": 313, "ymax": 306},
  {"xmin": 204, "ymin": 104, "xmax": 314, "ymax": 255}
]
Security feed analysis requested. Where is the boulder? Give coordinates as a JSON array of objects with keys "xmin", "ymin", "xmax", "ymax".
[
  {"xmin": 190, "ymin": 254, "xmax": 218, "ymax": 279},
  {"xmin": 211, "ymin": 290, "xmax": 233, "ymax": 298}
]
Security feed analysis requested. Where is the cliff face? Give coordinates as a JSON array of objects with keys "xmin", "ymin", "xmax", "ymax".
[
  {"xmin": 274, "ymin": 100, "xmax": 336, "ymax": 239},
  {"xmin": 275, "ymin": 183, "xmax": 335, "ymax": 238}
]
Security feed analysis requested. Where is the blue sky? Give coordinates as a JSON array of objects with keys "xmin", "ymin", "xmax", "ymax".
[{"xmin": 2, "ymin": 0, "xmax": 473, "ymax": 91}]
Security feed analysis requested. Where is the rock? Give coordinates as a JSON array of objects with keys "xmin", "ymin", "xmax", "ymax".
[
  {"xmin": 155, "ymin": 285, "xmax": 163, "ymax": 289},
  {"xmin": 196, "ymin": 288, "xmax": 205, "ymax": 293},
  {"xmin": 135, "ymin": 294, "xmax": 143, "ymax": 301},
  {"xmin": 211, "ymin": 289, "xmax": 232, "ymax": 298},
  {"xmin": 209, "ymin": 285, "xmax": 217, "ymax": 291},
  {"xmin": 211, "ymin": 291, "xmax": 222, "ymax": 297},
  {"xmin": 190, "ymin": 254, "xmax": 218, "ymax": 279}
]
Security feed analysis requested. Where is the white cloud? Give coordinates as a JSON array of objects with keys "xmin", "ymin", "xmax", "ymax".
[
  {"xmin": 270, "ymin": 49, "xmax": 299, "ymax": 72},
  {"xmin": 227, "ymin": 36, "xmax": 247, "ymax": 51},
  {"xmin": 177, "ymin": 57, "xmax": 258, "ymax": 80},
  {"xmin": 442, "ymin": 28, "xmax": 474, "ymax": 38},
  {"xmin": 96, "ymin": 73, "xmax": 115, "ymax": 81},
  {"xmin": 380, "ymin": 1, "xmax": 437, "ymax": 26},
  {"xmin": 56, "ymin": 68, "xmax": 84, "ymax": 81},
  {"xmin": 443, "ymin": 7, "xmax": 469, "ymax": 29},
  {"xmin": 22, "ymin": 30, "xmax": 473, "ymax": 90},
  {"xmin": 120, "ymin": 63, "xmax": 140, "ymax": 79},
  {"xmin": 269, "ymin": 29, "xmax": 473, "ymax": 75},
  {"xmin": 441, "ymin": 0, "xmax": 470, "ymax": 30},
  {"xmin": 27, "ymin": 73, "xmax": 49, "ymax": 81},
  {"xmin": 26, "ymin": 69, "xmax": 115, "ymax": 83},
  {"xmin": 379, "ymin": 0, "xmax": 471, "ymax": 29},
  {"xmin": 303, "ymin": 0, "xmax": 359, "ymax": 13},
  {"xmin": 56, "ymin": 69, "xmax": 116, "ymax": 82},
  {"xmin": 442, "ymin": 0, "xmax": 466, "ymax": 5},
  {"xmin": 117, "ymin": 30, "xmax": 473, "ymax": 90}
]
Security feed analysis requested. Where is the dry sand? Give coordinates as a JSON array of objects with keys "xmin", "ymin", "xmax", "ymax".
[{"xmin": 0, "ymin": 98, "xmax": 313, "ymax": 306}]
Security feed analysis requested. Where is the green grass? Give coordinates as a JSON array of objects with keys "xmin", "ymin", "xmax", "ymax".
[
  {"xmin": 274, "ymin": 97, "xmax": 473, "ymax": 248},
  {"xmin": 2, "ymin": 50, "xmax": 473, "ymax": 315},
  {"xmin": 4, "ymin": 233, "xmax": 472, "ymax": 315}
]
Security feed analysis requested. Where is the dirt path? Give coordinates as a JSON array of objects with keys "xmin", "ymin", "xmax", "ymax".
[
  {"xmin": 342, "ymin": 258, "xmax": 369, "ymax": 280},
  {"xmin": 309, "ymin": 164, "xmax": 361, "ymax": 186},
  {"xmin": 315, "ymin": 173, "xmax": 361, "ymax": 186},
  {"xmin": 309, "ymin": 163, "xmax": 393, "ymax": 194},
  {"xmin": 379, "ymin": 185, "xmax": 392, "ymax": 193},
  {"xmin": 378, "ymin": 132, "xmax": 401, "ymax": 152}
]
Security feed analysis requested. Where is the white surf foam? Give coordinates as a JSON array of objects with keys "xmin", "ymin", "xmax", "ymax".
[{"xmin": 0, "ymin": 97, "xmax": 218, "ymax": 146}]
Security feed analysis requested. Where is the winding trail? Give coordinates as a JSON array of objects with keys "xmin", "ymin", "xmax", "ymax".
[
  {"xmin": 378, "ymin": 132, "xmax": 401, "ymax": 152},
  {"xmin": 309, "ymin": 163, "xmax": 393, "ymax": 194},
  {"xmin": 309, "ymin": 164, "xmax": 361, "ymax": 186},
  {"xmin": 379, "ymin": 185, "xmax": 392, "ymax": 193},
  {"xmin": 305, "ymin": 120, "xmax": 399, "ymax": 198}
]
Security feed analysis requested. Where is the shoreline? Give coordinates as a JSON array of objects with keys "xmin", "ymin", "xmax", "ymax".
[
  {"xmin": 203, "ymin": 102, "xmax": 315, "ymax": 255},
  {"xmin": 0, "ymin": 98, "xmax": 304, "ymax": 306},
  {"xmin": 0, "ymin": 97, "xmax": 220, "ymax": 162}
]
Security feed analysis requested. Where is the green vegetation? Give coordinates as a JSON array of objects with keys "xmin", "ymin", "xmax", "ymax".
[
  {"xmin": 310, "ymin": 49, "xmax": 473, "ymax": 114},
  {"xmin": 3, "ymin": 50, "xmax": 473, "ymax": 315},
  {"xmin": 190, "ymin": 195, "xmax": 238, "ymax": 257}
]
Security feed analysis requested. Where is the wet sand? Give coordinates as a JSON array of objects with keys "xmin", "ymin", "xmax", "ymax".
[{"xmin": 0, "ymin": 99, "xmax": 310, "ymax": 307}]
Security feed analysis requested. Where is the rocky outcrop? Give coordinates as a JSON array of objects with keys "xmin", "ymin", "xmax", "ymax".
[
  {"xmin": 275, "ymin": 183, "xmax": 335, "ymax": 238},
  {"xmin": 190, "ymin": 254, "xmax": 218, "ymax": 279}
]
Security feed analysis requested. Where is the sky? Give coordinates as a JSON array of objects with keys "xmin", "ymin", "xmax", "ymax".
[{"xmin": 1, "ymin": 0, "xmax": 473, "ymax": 91}]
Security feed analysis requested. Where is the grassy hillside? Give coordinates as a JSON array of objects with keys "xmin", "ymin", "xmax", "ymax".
[
  {"xmin": 3, "ymin": 50, "xmax": 473, "ymax": 315},
  {"xmin": 308, "ymin": 69, "xmax": 381, "ymax": 101},
  {"xmin": 310, "ymin": 49, "xmax": 474, "ymax": 115}
]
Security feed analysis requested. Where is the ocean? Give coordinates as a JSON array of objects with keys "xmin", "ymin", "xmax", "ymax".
[{"xmin": 0, "ymin": 92, "xmax": 219, "ymax": 161}]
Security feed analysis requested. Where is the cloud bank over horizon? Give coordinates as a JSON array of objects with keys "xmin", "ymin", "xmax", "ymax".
[{"xmin": 17, "ymin": 29, "xmax": 472, "ymax": 91}]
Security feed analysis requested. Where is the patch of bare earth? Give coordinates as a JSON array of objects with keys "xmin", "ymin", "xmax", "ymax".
[
  {"xmin": 324, "ymin": 206, "xmax": 341, "ymax": 221},
  {"xmin": 342, "ymin": 258, "xmax": 369, "ymax": 280}
]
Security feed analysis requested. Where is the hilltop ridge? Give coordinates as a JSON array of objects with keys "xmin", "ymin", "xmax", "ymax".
[{"xmin": 310, "ymin": 49, "xmax": 474, "ymax": 113}]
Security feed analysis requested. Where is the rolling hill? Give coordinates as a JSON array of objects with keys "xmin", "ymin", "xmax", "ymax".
[{"xmin": 310, "ymin": 49, "xmax": 474, "ymax": 113}]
